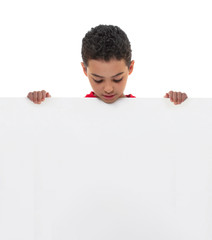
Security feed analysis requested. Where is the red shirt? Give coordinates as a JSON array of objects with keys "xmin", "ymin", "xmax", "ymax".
[{"xmin": 85, "ymin": 91, "xmax": 136, "ymax": 98}]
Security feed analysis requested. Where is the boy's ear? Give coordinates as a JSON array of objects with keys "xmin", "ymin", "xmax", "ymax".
[
  {"xmin": 129, "ymin": 60, "xmax": 135, "ymax": 75},
  {"xmin": 81, "ymin": 62, "xmax": 88, "ymax": 76}
]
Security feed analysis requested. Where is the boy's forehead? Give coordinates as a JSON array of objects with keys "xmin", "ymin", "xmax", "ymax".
[{"xmin": 87, "ymin": 59, "xmax": 127, "ymax": 72}]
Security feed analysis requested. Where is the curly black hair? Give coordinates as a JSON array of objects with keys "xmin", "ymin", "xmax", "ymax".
[{"xmin": 81, "ymin": 24, "xmax": 132, "ymax": 69}]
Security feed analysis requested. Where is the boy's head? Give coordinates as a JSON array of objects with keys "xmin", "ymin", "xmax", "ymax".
[{"xmin": 81, "ymin": 24, "xmax": 135, "ymax": 103}]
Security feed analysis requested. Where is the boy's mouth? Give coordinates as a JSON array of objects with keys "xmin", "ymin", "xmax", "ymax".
[{"xmin": 103, "ymin": 95, "xmax": 115, "ymax": 99}]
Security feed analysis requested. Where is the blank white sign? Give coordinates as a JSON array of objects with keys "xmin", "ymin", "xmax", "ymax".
[{"xmin": 0, "ymin": 98, "xmax": 212, "ymax": 240}]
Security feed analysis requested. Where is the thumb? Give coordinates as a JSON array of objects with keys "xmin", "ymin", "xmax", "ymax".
[
  {"xmin": 46, "ymin": 92, "xmax": 51, "ymax": 97},
  {"xmin": 164, "ymin": 93, "xmax": 169, "ymax": 98}
]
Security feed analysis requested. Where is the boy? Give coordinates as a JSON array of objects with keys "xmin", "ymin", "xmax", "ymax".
[{"xmin": 27, "ymin": 24, "xmax": 188, "ymax": 104}]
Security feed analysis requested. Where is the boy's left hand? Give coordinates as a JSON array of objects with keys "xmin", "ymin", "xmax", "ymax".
[{"xmin": 164, "ymin": 91, "xmax": 188, "ymax": 105}]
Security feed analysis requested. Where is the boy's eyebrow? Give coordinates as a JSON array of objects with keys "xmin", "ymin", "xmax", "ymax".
[{"xmin": 91, "ymin": 72, "xmax": 124, "ymax": 78}]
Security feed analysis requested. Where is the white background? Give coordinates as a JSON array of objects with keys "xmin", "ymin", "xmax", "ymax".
[{"xmin": 0, "ymin": 0, "xmax": 212, "ymax": 97}]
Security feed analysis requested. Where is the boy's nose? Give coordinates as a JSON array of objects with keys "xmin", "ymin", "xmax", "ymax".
[{"xmin": 104, "ymin": 86, "xmax": 114, "ymax": 94}]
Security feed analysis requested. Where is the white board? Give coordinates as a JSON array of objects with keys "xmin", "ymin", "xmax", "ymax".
[{"xmin": 0, "ymin": 98, "xmax": 212, "ymax": 240}]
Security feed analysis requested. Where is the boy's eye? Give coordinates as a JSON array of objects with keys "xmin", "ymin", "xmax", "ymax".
[{"xmin": 93, "ymin": 78, "xmax": 123, "ymax": 83}]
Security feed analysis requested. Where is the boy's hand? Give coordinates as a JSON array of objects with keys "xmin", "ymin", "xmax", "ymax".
[
  {"xmin": 27, "ymin": 90, "xmax": 51, "ymax": 104},
  {"xmin": 164, "ymin": 91, "xmax": 188, "ymax": 105}
]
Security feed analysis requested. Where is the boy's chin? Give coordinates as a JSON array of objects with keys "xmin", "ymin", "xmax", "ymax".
[{"xmin": 101, "ymin": 97, "xmax": 118, "ymax": 104}]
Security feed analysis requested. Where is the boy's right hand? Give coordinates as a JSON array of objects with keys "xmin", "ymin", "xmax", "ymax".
[{"xmin": 27, "ymin": 90, "xmax": 51, "ymax": 104}]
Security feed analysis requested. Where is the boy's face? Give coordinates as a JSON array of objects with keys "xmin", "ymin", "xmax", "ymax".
[{"xmin": 81, "ymin": 58, "xmax": 135, "ymax": 104}]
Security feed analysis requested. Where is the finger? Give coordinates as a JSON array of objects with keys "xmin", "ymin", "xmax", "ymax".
[
  {"xmin": 173, "ymin": 92, "xmax": 177, "ymax": 102},
  {"xmin": 41, "ymin": 90, "xmax": 46, "ymax": 100},
  {"xmin": 177, "ymin": 92, "xmax": 182, "ymax": 104},
  {"xmin": 37, "ymin": 92, "xmax": 42, "ymax": 103},
  {"xmin": 27, "ymin": 92, "xmax": 32, "ymax": 100},
  {"xmin": 33, "ymin": 91, "xmax": 37, "ymax": 103},
  {"xmin": 182, "ymin": 93, "xmax": 188, "ymax": 101},
  {"xmin": 168, "ymin": 91, "xmax": 173, "ymax": 101}
]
